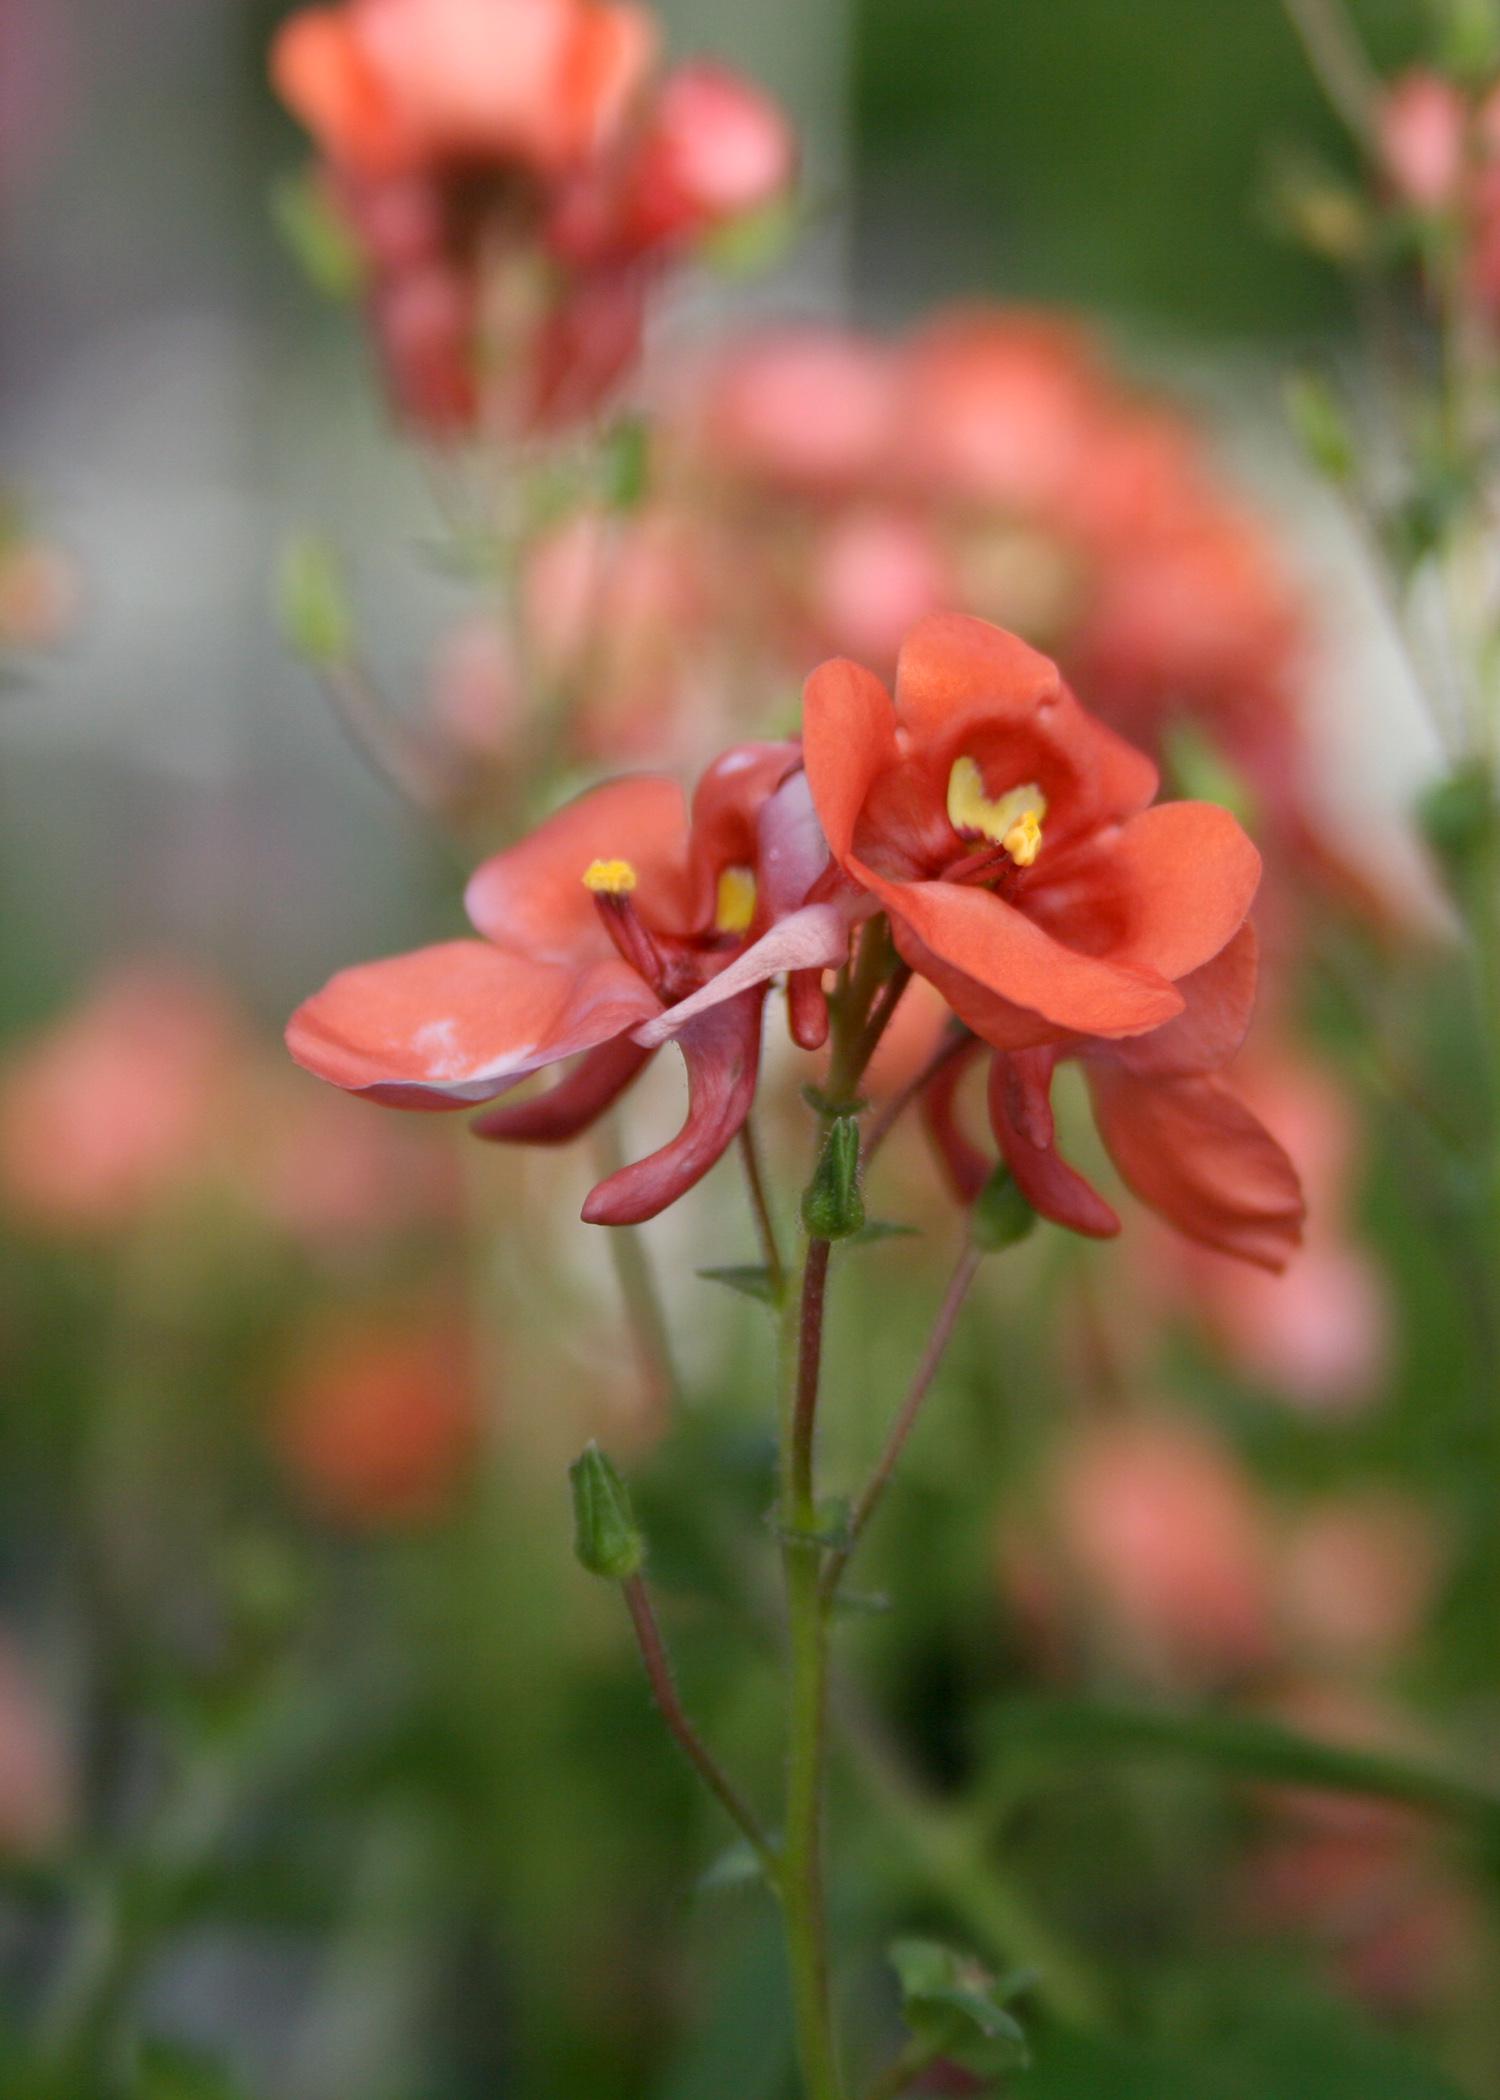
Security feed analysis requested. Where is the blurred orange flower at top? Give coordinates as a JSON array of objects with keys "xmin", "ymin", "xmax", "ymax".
[
  {"xmin": 0, "ymin": 964, "xmax": 238, "ymax": 1238},
  {"xmin": 272, "ymin": 0, "xmax": 656, "ymax": 177},
  {"xmin": 274, "ymin": 1315, "xmax": 479, "ymax": 1527}
]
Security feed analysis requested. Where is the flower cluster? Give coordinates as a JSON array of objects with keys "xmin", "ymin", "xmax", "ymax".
[
  {"xmin": 289, "ymin": 612, "xmax": 1304, "ymax": 1266},
  {"xmin": 271, "ymin": 0, "xmax": 795, "ymax": 436}
]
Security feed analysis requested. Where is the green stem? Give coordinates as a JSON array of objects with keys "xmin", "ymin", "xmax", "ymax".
[
  {"xmin": 821, "ymin": 1245, "xmax": 982, "ymax": 1606},
  {"xmin": 620, "ymin": 1573, "xmax": 779, "ymax": 1880},
  {"xmin": 778, "ymin": 1241, "xmax": 845, "ymax": 2100},
  {"xmin": 861, "ymin": 2035, "xmax": 941, "ymax": 2100},
  {"xmin": 739, "ymin": 1118, "xmax": 787, "ymax": 1302},
  {"xmin": 594, "ymin": 1120, "xmax": 680, "ymax": 1409}
]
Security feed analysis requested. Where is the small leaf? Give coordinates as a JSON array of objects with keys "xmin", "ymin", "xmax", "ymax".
[
  {"xmin": 697, "ymin": 1840, "xmax": 775, "ymax": 1895},
  {"xmin": 602, "ymin": 415, "xmax": 651, "ymax": 512},
  {"xmin": 697, "ymin": 1264, "xmax": 780, "ymax": 1306},
  {"xmin": 890, "ymin": 1938, "xmax": 1031, "ymax": 2077}
]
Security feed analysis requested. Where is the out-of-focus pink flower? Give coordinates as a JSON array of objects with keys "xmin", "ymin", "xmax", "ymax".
[
  {"xmin": 1170, "ymin": 1054, "xmax": 1390, "ymax": 1411},
  {"xmin": 550, "ymin": 59, "xmax": 796, "ymax": 262},
  {"xmin": 808, "ymin": 512, "xmax": 949, "ymax": 664},
  {"xmin": 1048, "ymin": 1415, "xmax": 1276, "ymax": 1683},
  {"xmin": 274, "ymin": 1314, "xmax": 479, "ymax": 1527},
  {"xmin": 0, "ymin": 966, "xmax": 238, "ymax": 1238},
  {"xmin": 0, "ymin": 1636, "xmax": 72, "ymax": 1858},
  {"xmin": 240, "ymin": 1071, "xmax": 460, "ymax": 1253},
  {"xmin": 272, "ymin": 0, "xmax": 657, "ymax": 177},
  {"xmin": 425, "ymin": 613, "xmax": 522, "ymax": 765},
  {"xmin": 1240, "ymin": 1684, "xmax": 1480, "ymax": 2014},
  {"xmin": 1279, "ymin": 1494, "xmax": 1444, "ymax": 1669},
  {"xmin": 1379, "ymin": 70, "xmax": 1468, "ymax": 212},
  {"xmin": 0, "ymin": 533, "xmax": 77, "ymax": 652},
  {"xmin": 689, "ymin": 329, "xmax": 901, "ymax": 494}
]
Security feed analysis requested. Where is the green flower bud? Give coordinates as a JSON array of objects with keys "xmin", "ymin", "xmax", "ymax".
[
  {"xmin": 801, "ymin": 1116, "xmax": 865, "ymax": 1241},
  {"xmin": 569, "ymin": 1442, "xmax": 644, "ymax": 1583},
  {"xmin": 971, "ymin": 1167, "xmax": 1037, "ymax": 1254},
  {"xmin": 277, "ymin": 535, "xmax": 352, "ymax": 669}
]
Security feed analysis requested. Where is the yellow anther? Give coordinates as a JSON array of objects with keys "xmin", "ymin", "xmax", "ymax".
[
  {"xmin": 582, "ymin": 858, "xmax": 639, "ymax": 896},
  {"xmin": 946, "ymin": 756, "xmax": 1047, "ymax": 864},
  {"xmin": 715, "ymin": 865, "xmax": 757, "ymax": 936},
  {"xmin": 1002, "ymin": 809, "xmax": 1043, "ymax": 868}
]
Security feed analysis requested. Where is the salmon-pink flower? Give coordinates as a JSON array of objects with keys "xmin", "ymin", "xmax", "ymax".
[
  {"xmin": 272, "ymin": 0, "xmax": 656, "ymax": 177},
  {"xmin": 287, "ymin": 751, "xmax": 848, "ymax": 1223},
  {"xmin": 803, "ymin": 613, "xmax": 1261, "ymax": 1053}
]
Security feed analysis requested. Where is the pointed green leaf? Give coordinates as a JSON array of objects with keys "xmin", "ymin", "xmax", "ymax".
[{"xmin": 696, "ymin": 1264, "xmax": 780, "ymax": 1306}]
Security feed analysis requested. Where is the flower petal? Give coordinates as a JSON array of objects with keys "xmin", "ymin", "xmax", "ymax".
[
  {"xmin": 884, "ymin": 877, "xmax": 1183, "ymax": 1044},
  {"xmin": 469, "ymin": 1034, "xmax": 650, "ymax": 1143},
  {"xmin": 1035, "ymin": 802, "xmax": 1261, "ymax": 987},
  {"xmin": 919, "ymin": 1035, "xmax": 989, "ymax": 1202},
  {"xmin": 286, "ymin": 939, "xmax": 660, "ymax": 1107},
  {"xmin": 630, "ymin": 902, "xmax": 852, "ymax": 1049},
  {"xmin": 464, "ymin": 774, "xmax": 691, "ymax": 957},
  {"xmin": 1088, "ymin": 1067, "xmax": 1305, "ymax": 1272},
  {"xmin": 894, "ymin": 612, "xmax": 1158, "ymax": 822},
  {"xmin": 583, "ymin": 990, "xmax": 763, "ymax": 1225},
  {"xmin": 757, "ymin": 768, "xmax": 831, "ymax": 920},
  {"xmin": 1108, "ymin": 923, "xmax": 1260, "ymax": 1080},
  {"xmin": 686, "ymin": 740, "xmax": 800, "ymax": 922},
  {"xmin": 801, "ymin": 656, "xmax": 899, "ymax": 864},
  {"xmin": 988, "ymin": 1050, "xmax": 1120, "ymax": 1239}
]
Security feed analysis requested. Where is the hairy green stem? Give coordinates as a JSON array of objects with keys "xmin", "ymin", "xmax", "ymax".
[
  {"xmin": 778, "ymin": 1240, "xmax": 845, "ymax": 2100},
  {"xmin": 621, "ymin": 1574, "xmax": 778, "ymax": 1879}
]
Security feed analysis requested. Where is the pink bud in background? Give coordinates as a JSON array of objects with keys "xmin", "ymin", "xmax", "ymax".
[
  {"xmin": 1053, "ymin": 1416, "xmax": 1275, "ymax": 1683},
  {"xmin": 425, "ymin": 614, "xmax": 521, "ymax": 765},
  {"xmin": 610, "ymin": 59, "xmax": 796, "ymax": 252},
  {"xmin": 0, "ymin": 1637, "xmax": 71, "ymax": 1859},
  {"xmin": 1378, "ymin": 70, "xmax": 1467, "ymax": 211}
]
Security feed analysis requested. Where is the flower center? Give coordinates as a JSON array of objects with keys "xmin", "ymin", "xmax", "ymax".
[
  {"xmin": 946, "ymin": 757, "xmax": 1046, "ymax": 868},
  {"xmin": 714, "ymin": 865, "xmax": 757, "ymax": 936}
]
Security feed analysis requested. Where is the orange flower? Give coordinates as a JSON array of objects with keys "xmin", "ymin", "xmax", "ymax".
[
  {"xmin": 804, "ymin": 613, "xmax": 1260, "ymax": 1052},
  {"xmin": 287, "ymin": 751, "xmax": 848, "ymax": 1223},
  {"xmin": 272, "ymin": 0, "xmax": 656, "ymax": 177}
]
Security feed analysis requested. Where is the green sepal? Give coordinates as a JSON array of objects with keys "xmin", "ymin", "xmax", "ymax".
[
  {"xmin": 271, "ymin": 170, "xmax": 364, "ymax": 299},
  {"xmin": 889, "ymin": 1939, "xmax": 1032, "ymax": 2077},
  {"xmin": 971, "ymin": 1167, "xmax": 1037, "ymax": 1254},
  {"xmin": 801, "ymin": 1116, "xmax": 865, "ymax": 1240},
  {"xmin": 569, "ymin": 1442, "xmax": 645, "ymax": 1582}
]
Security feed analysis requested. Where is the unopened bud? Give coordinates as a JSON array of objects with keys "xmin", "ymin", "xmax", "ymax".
[
  {"xmin": 971, "ymin": 1166, "xmax": 1036, "ymax": 1253},
  {"xmin": 277, "ymin": 536, "xmax": 352, "ymax": 668},
  {"xmin": 1285, "ymin": 373, "xmax": 1356, "ymax": 485},
  {"xmin": 802, "ymin": 1116, "xmax": 865, "ymax": 1240},
  {"xmin": 569, "ymin": 1442, "xmax": 645, "ymax": 1582}
]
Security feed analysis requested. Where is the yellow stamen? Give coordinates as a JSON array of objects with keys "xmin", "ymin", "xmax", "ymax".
[
  {"xmin": 946, "ymin": 756, "xmax": 1047, "ymax": 865},
  {"xmin": 582, "ymin": 857, "xmax": 638, "ymax": 896},
  {"xmin": 1003, "ymin": 809, "xmax": 1043, "ymax": 868},
  {"xmin": 715, "ymin": 865, "xmax": 757, "ymax": 936}
]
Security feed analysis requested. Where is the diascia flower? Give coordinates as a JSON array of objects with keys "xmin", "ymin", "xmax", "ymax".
[
  {"xmin": 272, "ymin": 0, "xmax": 795, "ymax": 437},
  {"xmin": 286, "ymin": 748, "xmax": 846, "ymax": 1224},
  {"xmin": 804, "ymin": 613, "xmax": 1303, "ymax": 1269},
  {"xmin": 272, "ymin": 0, "xmax": 656, "ymax": 177}
]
